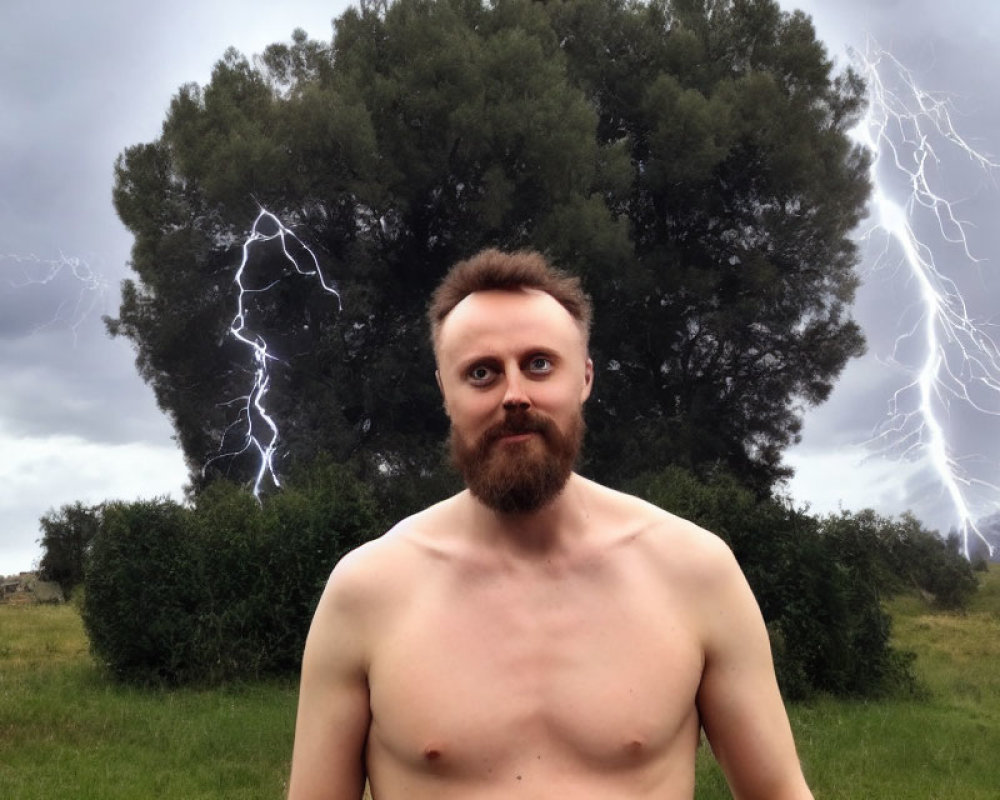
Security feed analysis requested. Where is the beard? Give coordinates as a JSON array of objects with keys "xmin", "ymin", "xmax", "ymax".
[{"xmin": 449, "ymin": 406, "xmax": 584, "ymax": 515}]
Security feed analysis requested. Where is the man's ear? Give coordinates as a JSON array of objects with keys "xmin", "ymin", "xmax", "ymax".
[
  {"xmin": 435, "ymin": 369, "xmax": 450, "ymax": 417},
  {"xmin": 580, "ymin": 358, "xmax": 594, "ymax": 403}
]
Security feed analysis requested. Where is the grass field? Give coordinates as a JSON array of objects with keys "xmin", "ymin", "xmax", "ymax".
[
  {"xmin": 0, "ymin": 603, "xmax": 298, "ymax": 799},
  {"xmin": 2, "ymin": 567, "xmax": 998, "ymax": 798}
]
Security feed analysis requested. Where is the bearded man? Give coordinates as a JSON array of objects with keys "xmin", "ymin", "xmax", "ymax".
[{"xmin": 287, "ymin": 249, "xmax": 813, "ymax": 800}]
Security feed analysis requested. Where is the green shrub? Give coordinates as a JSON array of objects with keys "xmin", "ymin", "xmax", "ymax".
[
  {"xmin": 193, "ymin": 458, "xmax": 386, "ymax": 680},
  {"xmin": 83, "ymin": 498, "xmax": 200, "ymax": 684},
  {"xmin": 82, "ymin": 457, "xmax": 385, "ymax": 685},
  {"xmin": 188, "ymin": 480, "xmax": 268, "ymax": 682}
]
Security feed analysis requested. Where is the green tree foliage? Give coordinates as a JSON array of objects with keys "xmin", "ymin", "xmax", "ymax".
[
  {"xmin": 83, "ymin": 460, "xmax": 384, "ymax": 685},
  {"xmin": 108, "ymin": 0, "xmax": 868, "ymax": 502},
  {"xmin": 37, "ymin": 501, "xmax": 103, "ymax": 598},
  {"xmin": 83, "ymin": 498, "xmax": 200, "ymax": 683},
  {"xmin": 819, "ymin": 510, "xmax": 979, "ymax": 610}
]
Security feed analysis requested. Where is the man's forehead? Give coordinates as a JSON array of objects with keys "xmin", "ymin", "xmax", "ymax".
[
  {"xmin": 443, "ymin": 288, "xmax": 574, "ymax": 331},
  {"xmin": 450, "ymin": 286, "xmax": 550, "ymax": 312},
  {"xmin": 435, "ymin": 288, "xmax": 585, "ymax": 357}
]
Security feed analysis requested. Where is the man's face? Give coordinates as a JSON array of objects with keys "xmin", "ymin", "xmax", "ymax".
[{"xmin": 434, "ymin": 289, "xmax": 593, "ymax": 514}]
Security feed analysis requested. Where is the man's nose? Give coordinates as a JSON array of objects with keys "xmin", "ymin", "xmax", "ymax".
[{"xmin": 502, "ymin": 371, "xmax": 530, "ymax": 410}]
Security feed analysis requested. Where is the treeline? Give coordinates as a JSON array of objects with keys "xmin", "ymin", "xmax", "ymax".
[{"xmin": 40, "ymin": 460, "xmax": 977, "ymax": 698}]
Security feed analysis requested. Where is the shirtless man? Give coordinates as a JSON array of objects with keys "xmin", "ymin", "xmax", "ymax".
[{"xmin": 287, "ymin": 249, "xmax": 813, "ymax": 800}]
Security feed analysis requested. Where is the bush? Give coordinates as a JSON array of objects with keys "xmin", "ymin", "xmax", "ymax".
[
  {"xmin": 83, "ymin": 498, "xmax": 200, "ymax": 684},
  {"xmin": 256, "ymin": 458, "xmax": 387, "ymax": 672},
  {"xmin": 82, "ymin": 457, "xmax": 385, "ymax": 685},
  {"xmin": 190, "ymin": 458, "xmax": 386, "ymax": 681}
]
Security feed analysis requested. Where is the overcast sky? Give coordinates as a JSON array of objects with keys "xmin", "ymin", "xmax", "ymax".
[
  {"xmin": 780, "ymin": 0, "xmax": 1000, "ymax": 545},
  {"xmin": 3, "ymin": 0, "xmax": 999, "ymax": 574}
]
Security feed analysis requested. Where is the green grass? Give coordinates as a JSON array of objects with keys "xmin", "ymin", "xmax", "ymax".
[
  {"xmin": 696, "ymin": 564, "xmax": 1000, "ymax": 798},
  {"xmin": 3, "ymin": 567, "xmax": 1000, "ymax": 798},
  {"xmin": 0, "ymin": 604, "xmax": 298, "ymax": 799}
]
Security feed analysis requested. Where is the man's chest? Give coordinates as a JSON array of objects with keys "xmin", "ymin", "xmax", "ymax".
[{"xmin": 366, "ymin": 569, "xmax": 703, "ymax": 774}]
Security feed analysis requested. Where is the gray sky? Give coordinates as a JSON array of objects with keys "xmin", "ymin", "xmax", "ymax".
[
  {"xmin": 780, "ymin": 0, "xmax": 1000, "ymax": 543},
  {"xmin": 0, "ymin": 0, "xmax": 352, "ymax": 574},
  {"xmin": 2, "ymin": 0, "xmax": 999, "ymax": 574}
]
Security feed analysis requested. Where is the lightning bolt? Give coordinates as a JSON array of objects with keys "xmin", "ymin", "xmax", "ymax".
[
  {"xmin": 1, "ymin": 252, "xmax": 109, "ymax": 342},
  {"xmin": 206, "ymin": 207, "xmax": 341, "ymax": 499},
  {"xmin": 852, "ymin": 39, "xmax": 1000, "ymax": 558}
]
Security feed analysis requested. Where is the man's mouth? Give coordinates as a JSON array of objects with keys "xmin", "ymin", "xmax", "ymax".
[
  {"xmin": 496, "ymin": 431, "xmax": 537, "ymax": 443},
  {"xmin": 481, "ymin": 410, "xmax": 553, "ymax": 448}
]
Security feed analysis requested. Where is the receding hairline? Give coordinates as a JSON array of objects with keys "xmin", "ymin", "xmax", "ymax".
[
  {"xmin": 427, "ymin": 248, "xmax": 593, "ymax": 353},
  {"xmin": 435, "ymin": 285, "xmax": 587, "ymax": 349}
]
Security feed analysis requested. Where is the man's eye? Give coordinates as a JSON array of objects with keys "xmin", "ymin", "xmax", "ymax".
[
  {"xmin": 528, "ymin": 357, "xmax": 553, "ymax": 373},
  {"xmin": 468, "ymin": 365, "xmax": 496, "ymax": 384}
]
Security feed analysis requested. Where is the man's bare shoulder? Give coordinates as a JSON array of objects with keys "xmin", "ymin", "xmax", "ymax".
[
  {"xmin": 319, "ymin": 494, "xmax": 463, "ymax": 609},
  {"xmin": 582, "ymin": 478, "xmax": 739, "ymax": 581}
]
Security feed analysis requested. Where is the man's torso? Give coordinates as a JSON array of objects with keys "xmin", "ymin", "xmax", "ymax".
[{"xmin": 359, "ymin": 483, "xmax": 712, "ymax": 799}]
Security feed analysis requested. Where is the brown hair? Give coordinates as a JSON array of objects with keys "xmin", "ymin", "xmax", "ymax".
[{"xmin": 428, "ymin": 248, "xmax": 592, "ymax": 350}]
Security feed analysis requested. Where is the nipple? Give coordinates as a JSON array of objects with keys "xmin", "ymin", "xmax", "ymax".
[{"xmin": 423, "ymin": 747, "xmax": 442, "ymax": 762}]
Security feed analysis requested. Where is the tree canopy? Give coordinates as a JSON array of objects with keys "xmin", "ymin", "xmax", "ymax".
[{"xmin": 109, "ymin": 0, "xmax": 869, "ymax": 505}]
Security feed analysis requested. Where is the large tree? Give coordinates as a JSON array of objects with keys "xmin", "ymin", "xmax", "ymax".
[{"xmin": 109, "ymin": 0, "xmax": 868, "ymax": 505}]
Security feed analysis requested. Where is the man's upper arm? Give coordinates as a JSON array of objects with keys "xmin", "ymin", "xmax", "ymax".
[
  {"xmin": 287, "ymin": 555, "xmax": 373, "ymax": 800},
  {"xmin": 695, "ymin": 540, "xmax": 813, "ymax": 800}
]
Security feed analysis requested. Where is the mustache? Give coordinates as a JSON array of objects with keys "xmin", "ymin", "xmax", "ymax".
[{"xmin": 481, "ymin": 409, "xmax": 554, "ymax": 446}]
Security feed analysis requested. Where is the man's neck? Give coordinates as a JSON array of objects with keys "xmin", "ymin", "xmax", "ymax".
[{"xmin": 461, "ymin": 473, "xmax": 593, "ymax": 560}]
